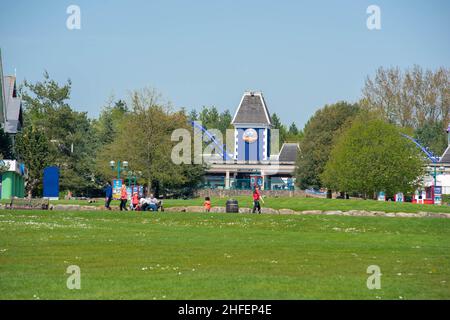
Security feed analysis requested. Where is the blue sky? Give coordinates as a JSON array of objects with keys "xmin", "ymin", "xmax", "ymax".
[{"xmin": 1, "ymin": 0, "xmax": 449, "ymax": 128}]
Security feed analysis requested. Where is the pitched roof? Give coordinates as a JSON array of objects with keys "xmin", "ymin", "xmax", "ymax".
[
  {"xmin": 278, "ymin": 143, "xmax": 299, "ymax": 162},
  {"xmin": 0, "ymin": 50, "xmax": 5, "ymax": 126},
  {"xmin": 231, "ymin": 91, "xmax": 271, "ymax": 125},
  {"xmin": 3, "ymin": 76, "xmax": 23, "ymax": 134},
  {"xmin": 440, "ymin": 146, "xmax": 450, "ymax": 163}
]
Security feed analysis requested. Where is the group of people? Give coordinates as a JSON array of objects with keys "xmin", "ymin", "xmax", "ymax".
[
  {"xmin": 105, "ymin": 182, "xmax": 263, "ymax": 213},
  {"xmin": 203, "ymin": 185, "xmax": 264, "ymax": 213},
  {"xmin": 104, "ymin": 183, "xmax": 161, "ymax": 211}
]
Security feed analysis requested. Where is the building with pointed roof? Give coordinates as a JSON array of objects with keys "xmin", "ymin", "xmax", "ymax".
[{"xmin": 202, "ymin": 91, "xmax": 299, "ymax": 190}]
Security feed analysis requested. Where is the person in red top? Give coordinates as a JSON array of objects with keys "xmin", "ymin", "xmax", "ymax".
[
  {"xmin": 131, "ymin": 192, "xmax": 140, "ymax": 210},
  {"xmin": 252, "ymin": 186, "xmax": 262, "ymax": 214},
  {"xmin": 119, "ymin": 185, "xmax": 128, "ymax": 211},
  {"xmin": 204, "ymin": 196, "xmax": 211, "ymax": 212}
]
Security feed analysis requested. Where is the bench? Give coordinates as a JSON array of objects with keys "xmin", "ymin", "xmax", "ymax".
[{"xmin": 7, "ymin": 198, "xmax": 50, "ymax": 210}]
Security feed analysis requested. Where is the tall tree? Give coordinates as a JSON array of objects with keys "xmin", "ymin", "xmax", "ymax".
[
  {"xmin": 362, "ymin": 65, "xmax": 449, "ymax": 129},
  {"xmin": 295, "ymin": 102, "xmax": 360, "ymax": 189},
  {"xmin": 18, "ymin": 72, "xmax": 100, "ymax": 195},
  {"xmin": 96, "ymin": 88, "xmax": 204, "ymax": 196},
  {"xmin": 14, "ymin": 126, "xmax": 51, "ymax": 196},
  {"xmin": 0, "ymin": 127, "xmax": 13, "ymax": 159},
  {"xmin": 271, "ymin": 113, "xmax": 287, "ymax": 143},
  {"xmin": 321, "ymin": 116, "xmax": 424, "ymax": 198}
]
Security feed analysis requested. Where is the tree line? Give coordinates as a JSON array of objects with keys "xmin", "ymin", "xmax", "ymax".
[{"xmin": 296, "ymin": 65, "xmax": 449, "ymax": 198}]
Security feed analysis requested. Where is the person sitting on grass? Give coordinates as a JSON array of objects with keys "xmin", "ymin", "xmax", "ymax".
[
  {"xmin": 147, "ymin": 194, "xmax": 158, "ymax": 211},
  {"xmin": 139, "ymin": 196, "xmax": 149, "ymax": 211},
  {"xmin": 252, "ymin": 186, "xmax": 262, "ymax": 214},
  {"xmin": 204, "ymin": 196, "xmax": 211, "ymax": 212}
]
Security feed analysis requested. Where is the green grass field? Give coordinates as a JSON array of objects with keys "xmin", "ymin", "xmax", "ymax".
[
  {"xmin": 0, "ymin": 209, "xmax": 449, "ymax": 299},
  {"xmin": 3, "ymin": 196, "xmax": 450, "ymax": 214}
]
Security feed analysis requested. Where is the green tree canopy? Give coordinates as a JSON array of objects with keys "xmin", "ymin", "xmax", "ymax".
[
  {"xmin": 296, "ymin": 101, "xmax": 360, "ymax": 189},
  {"xmin": 321, "ymin": 116, "xmax": 424, "ymax": 198},
  {"xmin": 17, "ymin": 72, "xmax": 100, "ymax": 196},
  {"xmin": 96, "ymin": 88, "xmax": 204, "ymax": 197}
]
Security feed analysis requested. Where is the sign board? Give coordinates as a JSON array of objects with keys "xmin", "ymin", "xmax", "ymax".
[
  {"xmin": 112, "ymin": 179, "xmax": 123, "ymax": 200},
  {"xmin": 377, "ymin": 191, "xmax": 386, "ymax": 201},
  {"xmin": 434, "ymin": 186, "xmax": 442, "ymax": 205},
  {"xmin": 43, "ymin": 166, "xmax": 59, "ymax": 200}
]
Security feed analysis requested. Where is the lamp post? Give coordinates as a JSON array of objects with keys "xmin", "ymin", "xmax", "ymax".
[
  {"xmin": 109, "ymin": 160, "xmax": 128, "ymax": 179},
  {"xmin": 427, "ymin": 164, "xmax": 445, "ymax": 205}
]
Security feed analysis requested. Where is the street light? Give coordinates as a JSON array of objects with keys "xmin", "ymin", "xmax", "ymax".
[
  {"xmin": 110, "ymin": 160, "xmax": 128, "ymax": 179},
  {"xmin": 427, "ymin": 164, "xmax": 445, "ymax": 205}
]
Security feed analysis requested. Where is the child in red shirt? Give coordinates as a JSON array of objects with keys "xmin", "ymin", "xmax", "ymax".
[
  {"xmin": 204, "ymin": 197, "xmax": 211, "ymax": 212},
  {"xmin": 132, "ymin": 192, "xmax": 140, "ymax": 211}
]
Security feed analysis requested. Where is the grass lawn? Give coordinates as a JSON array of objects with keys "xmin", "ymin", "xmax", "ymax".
[
  {"xmin": 3, "ymin": 196, "xmax": 450, "ymax": 214},
  {"xmin": 0, "ymin": 210, "xmax": 449, "ymax": 299}
]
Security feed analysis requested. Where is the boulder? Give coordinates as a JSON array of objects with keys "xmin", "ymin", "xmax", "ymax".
[
  {"xmin": 185, "ymin": 206, "xmax": 205, "ymax": 213},
  {"xmin": 324, "ymin": 210, "xmax": 343, "ymax": 216},
  {"xmin": 279, "ymin": 208, "xmax": 295, "ymax": 215},
  {"xmin": 166, "ymin": 206, "xmax": 187, "ymax": 212},
  {"xmin": 261, "ymin": 207, "xmax": 279, "ymax": 215},
  {"xmin": 53, "ymin": 204, "xmax": 81, "ymax": 211},
  {"xmin": 395, "ymin": 212, "xmax": 416, "ymax": 218},
  {"xmin": 298, "ymin": 210, "xmax": 322, "ymax": 215},
  {"xmin": 238, "ymin": 208, "xmax": 252, "ymax": 214},
  {"xmin": 211, "ymin": 206, "xmax": 226, "ymax": 213}
]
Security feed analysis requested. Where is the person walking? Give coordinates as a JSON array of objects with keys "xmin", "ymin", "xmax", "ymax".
[
  {"xmin": 104, "ymin": 182, "xmax": 113, "ymax": 210},
  {"xmin": 119, "ymin": 185, "xmax": 128, "ymax": 211},
  {"xmin": 252, "ymin": 186, "xmax": 262, "ymax": 214}
]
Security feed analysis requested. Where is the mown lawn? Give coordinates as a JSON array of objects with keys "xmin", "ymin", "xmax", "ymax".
[
  {"xmin": 0, "ymin": 210, "xmax": 449, "ymax": 299},
  {"xmin": 3, "ymin": 196, "xmax": 450, "ymax": 214}
]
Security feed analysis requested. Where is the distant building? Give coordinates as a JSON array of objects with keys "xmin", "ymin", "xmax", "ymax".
[
  {"xmin": 0, "ymin": 49, "xmax": 26, "ymax": 200},
  {"xmin": 2, "ymin": 75, "xmax": 23, "ymax": 144},
  {"xmin": 0, "ymin": 49, "xmax": 23, "ymax": 144},
  {"xmin": 202, "ymin": 91, "xmax": 298, "ymax": 190}
]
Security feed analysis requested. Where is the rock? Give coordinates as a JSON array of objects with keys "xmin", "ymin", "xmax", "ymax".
[
  {"xmin": 166, "ymin": 206, "xmax": 187, "ymax": 212},
  {"xmin": 81, "ymin": 206, "xmax": 98, "ymax": 211},
  {"xmin": 185, "ymin": 206, "xmax": 205, "ymax": 213},
  {"xmin": 53, "ymin": 204, "xmax": 80, "ymax": 211},
  {"xmin": 279, "ymin": 208, "xmax": 295, "ymax": 215},
  {"xmin": 324, "ymin": 210, "xmax": 343, "ymax": 216},
  {"xmin": 211, "ymin": 207, "xmax": 226, "ymax": 213},
  {"xmin": 385, "ymin": 213, "xmax": 396, "ymax": 217},
  {"xmin": 260, "ymin": 208, "xmax": 279, "ymax": 215},
  {"xmin": 395, "ymin": 212, "xmax": 416, "ymax": 218},
  {"xmin": 298, "ymin": 210, "xmax": 322, "ymax": 215},
  {"xmin": 239, "ymin": 208, "xmax": 252, "ymax": 214}
]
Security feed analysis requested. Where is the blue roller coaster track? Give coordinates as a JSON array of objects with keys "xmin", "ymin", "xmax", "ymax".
[
  {"xmin": 401, "ymin": 133, "xmax": 439, "ymax": 163},
  {"xmin": 191, "ymin": 121, "xmax": 232, "ymax": 161},
  {"xmin": 190, "ymin": 122, "xmax": 437, "ymax": 164}
]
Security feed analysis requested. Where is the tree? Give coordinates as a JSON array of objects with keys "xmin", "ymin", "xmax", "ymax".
[
  {"xmin": 321, "ymin": 116, "xmax": 424, "ymax": 198},
  {"xmin": 94, "ymin": 99, "xmax": 128, "ymax": 146},
  {"xmin": 362, "ymin": 66, "xmax": 449, "ymax": 129},
  {"xmin": 0, "ymin": 127, "xmax": 13, "ymax": 159},
  {"xmin": 19, "ymin": 72, "xmax": 101, "ymax": 196},
  {"xmin": 96, "ymin": 88, "xmax": 204, "ymax": 196},
  {"xmin": 271, "ymin": 113, "xmax": 287, "ymax": 143},
  {"xmin": 414, "ymin": 120, "xmax": 448, "ymax": 157},
  {"xmin": 14, "ymin": 126, "xmax": 51, "ymax": 196},
  {"xmin": 288, "ymin": 122, "xmax": 299, "ymax": 136},
  {"xmin": 295, "ymin": 102, "xmax": 360, "ymax": 189}
]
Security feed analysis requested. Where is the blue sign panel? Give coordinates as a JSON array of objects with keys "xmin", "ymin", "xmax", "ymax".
[{"xmin": 43, "ymin": 166, "xmax": 60, "ymax": 200}]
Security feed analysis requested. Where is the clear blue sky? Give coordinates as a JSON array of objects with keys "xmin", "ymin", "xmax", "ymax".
[{"xmin": 1, "ymin": 0, "xmax": 449, "ymax": 128}]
